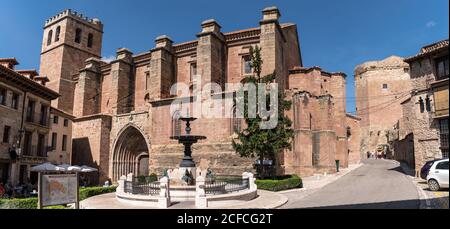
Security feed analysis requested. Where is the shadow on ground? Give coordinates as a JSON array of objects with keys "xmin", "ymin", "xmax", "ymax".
[{"xmin": 388, "ymin": 165, "xmax": 416, "ymax": 177}]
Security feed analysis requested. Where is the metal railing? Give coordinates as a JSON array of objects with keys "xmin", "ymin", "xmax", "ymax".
[
  {"xmin": 204, "ymin": 176, "xmax": 250, "ymax": 195},
  {"xmin": 124, "ymin": 177, "xmax": 160, "ymax": 196}
]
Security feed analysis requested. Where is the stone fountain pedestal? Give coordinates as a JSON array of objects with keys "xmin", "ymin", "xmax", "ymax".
[{"xmin": 166, "ymin": 117, "xmax": 207, "ymax": 201}]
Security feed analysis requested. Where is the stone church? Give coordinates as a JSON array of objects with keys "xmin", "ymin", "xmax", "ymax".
[{"xmin": 38, "ymin": 7, "xmax": 360, "ymax": 184}]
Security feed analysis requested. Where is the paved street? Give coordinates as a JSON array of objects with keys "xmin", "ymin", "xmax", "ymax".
[{"xmin": 282, "ymin": 159, "xmax": 421, "ymax": 209}]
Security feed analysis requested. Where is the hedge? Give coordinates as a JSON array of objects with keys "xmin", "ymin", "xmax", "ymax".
[
  {"xmin": 0, "ymin": 186, "xmax": 117, "ymax": 209},
  {"xmin": 255, "ymin": 175, "xmax": 303, "ymax": 192},
  {"xmin": 0, "ymin": 197, "xmax": 38, "ymax": 209},
  {"xmin": 79, "ymin": 186, "xmax": 117, "ymax": 201}
]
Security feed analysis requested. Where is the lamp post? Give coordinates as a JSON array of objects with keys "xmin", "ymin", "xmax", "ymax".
[{"xmin": 16, "ymin": 128, "xmax": 25, "ymax": 159}]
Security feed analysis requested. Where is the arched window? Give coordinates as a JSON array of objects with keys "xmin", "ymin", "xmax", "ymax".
[
  {"xmin": 47, "ymin": 30, "xmax": 53, "ymax": 46},
  {"xmin": 231, "ymin": 106, "xmax": 242, "ymax": 134},
  {"xmin": 347, "ymin": 127, "xmax": 352, "ymax": 138},
  {"xmin": 87, "ymin": 33, "xmax": 94, "ymax": 48},
  {"xmin": 172, "ymin": 111, "xmax": 181, "ymax": 137},
  {"xmin": 419, "ymin": 97, "xmax": 425, "ymax": 113},
  {"xmin": 75, "ymin": 28, "xmax": 82, "ymax": 44},
  {"xmin": 425, "ymin": 96, "xmax": 431, "ymax": 112},
  {"xmin": 55, "ymin": 26, "xmax": 61, "ymax": 42}
]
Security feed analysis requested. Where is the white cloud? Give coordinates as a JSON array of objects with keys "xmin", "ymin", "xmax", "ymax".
[
  {"xmin": 426, "ymin": 21, "xmax": 437, "ymax": 28},
  {"xmin": 101, "ymin": 55, "xmax": 116, "ymax": 63}
]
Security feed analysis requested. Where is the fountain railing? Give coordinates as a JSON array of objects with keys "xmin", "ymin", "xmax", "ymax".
[
  {"xmin": 116, "ymin": 172, "xmax": 257, "ymax": 208},
  {"xmin": 204, "ymin": 176, "xmax": 250, "ymax": 195},
  {"xmin": 124, "ymin": 178, "xmax": 160, "ymax": 196}
]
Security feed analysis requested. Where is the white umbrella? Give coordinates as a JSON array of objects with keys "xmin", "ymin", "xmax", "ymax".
[
  {"xmin": 67, "ymin": 165, "xmax": 82, "ymax": 172},
  {"xmin": 58, "ymin": 164, "xmax": 72, "ymax": 170},
  {"xmin": 31, "ymin": 163, "xmax": 66, "ymax": 172},
  {"xmin": 80, "ymin": 165, "xmax": 98, "ymax": 173}
]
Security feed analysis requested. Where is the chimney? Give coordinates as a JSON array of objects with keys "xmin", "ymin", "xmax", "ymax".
[
  {"xmin": 34, "ymin": 76, "xmax": 50, "ymax": 86},
  {"xmin": 16, "ymin": 69, "xmax": 39, "ymax": 80},
  {"xmin": 0, "ymin": 58, "xmax": 19, "ymax": 70}
]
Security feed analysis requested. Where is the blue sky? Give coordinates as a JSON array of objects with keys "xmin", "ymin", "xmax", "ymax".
[{"xmin": 0, "ymin": 0, "xmax": 448, "ymax": 112}]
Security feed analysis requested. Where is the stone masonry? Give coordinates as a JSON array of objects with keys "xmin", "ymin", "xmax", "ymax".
[
  {"xmin": 354, "ymin": 56, "xmax": 412, "ymax": 157},
  {"xmin": 37, "ymin": 7, "xmax": 360, "ymax": 184},
  {"xmin": 392, "ymin": 40, "xmax": 449, "ymax": 175}
]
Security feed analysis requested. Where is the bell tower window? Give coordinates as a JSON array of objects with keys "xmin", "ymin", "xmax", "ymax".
[
  {"xmin": 55, "ymin": 26, "xmax": 61, "ymax": 42},
  {"xmin": 47, "ymin": 30, "xmax": 53, "ymax": 46},
  {"xmin": 87, "ymin": 33, "xmax": 94, "ymax": 48},
  {"xmin": 75, "ymin": 28, "xmax": 82, "ymax": 44}
]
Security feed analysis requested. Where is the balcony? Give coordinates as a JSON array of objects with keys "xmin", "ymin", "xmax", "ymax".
[
  {"xmin": 21, "ymin": 145, "xmax": 48, "ymax": 158},
  {"xmin": 25, "ymin": 115, "xmax": 51, "ymax": 129}
]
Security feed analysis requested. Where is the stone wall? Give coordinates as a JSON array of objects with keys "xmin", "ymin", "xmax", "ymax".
[
  {"xmin": 355, "ymin": 56, "xmax": 411, "ymax": 155},
  {"xmin": 391, "ymin": 40, "xmax": 449, "ymax": 173},
  {"xmin": 346, "ymin": 114, "xmax": 361, "ymax": 164},
  {"xmin": 398, "ymin": 92, "xmax": 442, "ymax": 173},
  {"xmin": 72, "ymin": 115, "xmax": 111, "ymax": 183},
  {"xmin": 47, "ymin": 7, "xmax": 354, "ymax": 183},
  {"xmin": 283, "ymin": 89, "xmax": 338, "ymax": 177}
]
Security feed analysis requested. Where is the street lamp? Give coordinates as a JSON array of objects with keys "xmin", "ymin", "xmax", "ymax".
[{"xmin": 16, "ymin": 128, "xmax": 25, "ymax": 158}]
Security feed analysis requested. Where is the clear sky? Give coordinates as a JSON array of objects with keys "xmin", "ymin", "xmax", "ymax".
[{"xmin": 0, "ymin": 0, "xmax": 448, "ymax": 113}]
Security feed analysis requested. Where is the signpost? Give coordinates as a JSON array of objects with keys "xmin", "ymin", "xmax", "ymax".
[{"xmin": 37, "ymin": 172, "xmax": 79, "ymax": 209}]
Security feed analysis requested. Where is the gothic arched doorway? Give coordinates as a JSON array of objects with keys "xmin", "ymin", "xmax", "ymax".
[{"xmin": 112, "ymin": 126, "xmax": 149, "ymax": 182}]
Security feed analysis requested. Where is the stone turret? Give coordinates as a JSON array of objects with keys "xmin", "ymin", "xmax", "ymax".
[
  {"xmin": 73, "ymin": 57, "xmax": 102, "ymax": 117},
  {"xmin": 110, "ymin": 48, "xmax": 134, "ymax": 114},
  {"xmin": 196, "ymin": 19, "xmax": 225, "ymax": 89},
  {"xmin": 259, "ymin": 6, "xmax": 286, "ymax": 89},
  {"xmin": 149, "ymin": 35, "xmax": 175, "ymax": 100}
]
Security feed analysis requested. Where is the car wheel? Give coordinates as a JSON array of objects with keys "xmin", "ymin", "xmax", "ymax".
[{"xmin": 428, "ymin": 179, "xmax": 440, "ymax": 191}]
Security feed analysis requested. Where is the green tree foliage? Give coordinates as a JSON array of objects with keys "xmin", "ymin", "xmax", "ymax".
[{"xmin": 232, "ymin": 46, "xmax": 294, "ymax": 178}]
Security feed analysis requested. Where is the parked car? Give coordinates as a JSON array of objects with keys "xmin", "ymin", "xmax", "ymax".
[
  {"xmin": 420, "ymin": 159, "xmax": 440, "ymax": 180},
  {"xmin": 426, "ymin": 159, "xmax": 449, "ymax": 191}
]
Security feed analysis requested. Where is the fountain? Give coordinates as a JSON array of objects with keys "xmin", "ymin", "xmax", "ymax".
[
  {"xmin": 161, "ymin": 117, "xmax": 207, "ymax": 199},
  {"xmin": 115, "ymin": 116, "xmax": 257, "ymax": 208},
  {"xmin": 170, "ymin": 117, "xmax": 206, "ymax": 168}
]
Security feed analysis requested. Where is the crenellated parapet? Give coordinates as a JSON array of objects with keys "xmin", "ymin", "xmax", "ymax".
[{"xmin": 44, "ymin": 9, "xmax": 103, "ymax": 30}]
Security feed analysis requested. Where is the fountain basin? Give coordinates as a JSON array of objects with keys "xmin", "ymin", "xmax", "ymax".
[
  {"xmin": 168, "ymin": 185, "xmax": 197, "ymax": 201},
  {"xmin": 170, "ymin": 136, "xmax": 207, "ymax": 141}
]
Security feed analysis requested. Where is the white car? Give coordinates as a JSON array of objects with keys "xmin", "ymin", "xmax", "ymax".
[{"xmin": 426, "ymin": 158, "xmax": 449, "ymax": 191}]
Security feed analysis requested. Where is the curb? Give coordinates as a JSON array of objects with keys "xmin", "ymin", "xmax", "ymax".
[
  {"xmin": 218, "ymin": 190, "xmax": 288, "ymax": 209},
  {"xmin": 265, "ymin": 192, "xmax": 289, "ymax": 209},
  {"xmin": 277, "ymin": 188, "xmax": 307, "ymax": 194}
]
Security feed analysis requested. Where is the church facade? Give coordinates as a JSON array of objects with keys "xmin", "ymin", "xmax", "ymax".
[{"xmin": 38, "ymin": 7, "xmax": 360, "ymax": 184}]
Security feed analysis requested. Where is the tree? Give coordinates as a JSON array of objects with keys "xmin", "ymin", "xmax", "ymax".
[{"xmin": 232, "ymin": 46, "xmax": 294, "ymax": 178}]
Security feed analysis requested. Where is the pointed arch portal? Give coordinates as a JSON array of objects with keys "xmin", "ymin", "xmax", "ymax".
[{"xmin": 112, "ymin": 126, "xmax": 149, "ymax": 182}]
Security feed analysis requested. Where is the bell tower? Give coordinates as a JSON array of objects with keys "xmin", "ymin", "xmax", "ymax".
[{"xmin": 39, "ymin": 9, "xmax": 103, "ymax": 114}]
